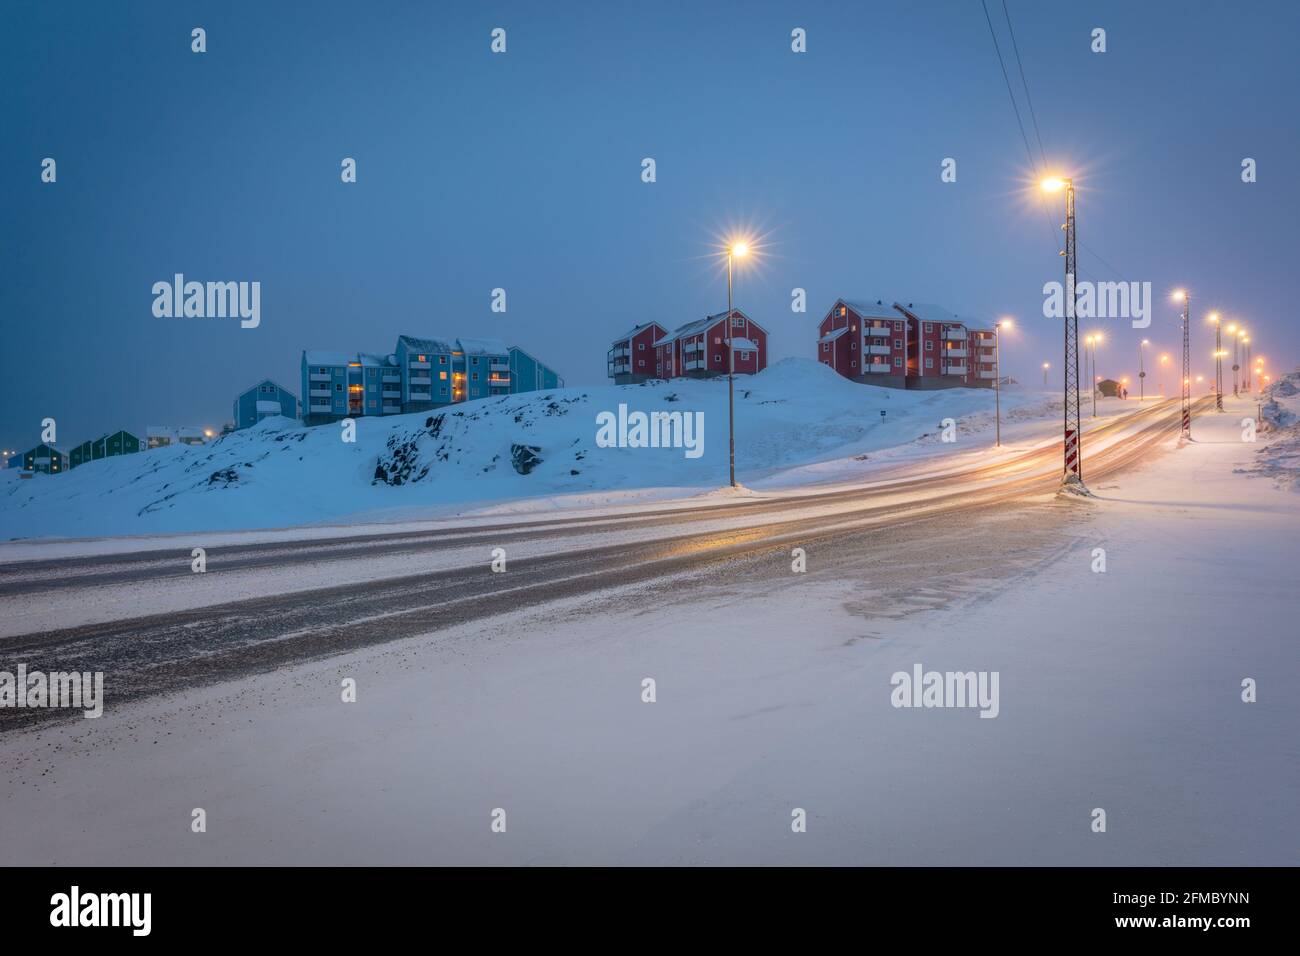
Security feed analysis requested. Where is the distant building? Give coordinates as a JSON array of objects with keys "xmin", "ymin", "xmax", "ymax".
[
  {"xmin": 968, "ymin": 329, "xmax": 997, "ymax": 387},
  {"xmin": 70, "ymin": 430, "xmax": 141, "ymax": 468},
  {"xmin": 608, "ymin": 322, "xmax": 668, "ymax": 384},
  {"xmin": 8, "ymin": 444, "xmax": 66, "ymax": 474},
  {"xmin": 233, "ymin": 379, "xmax": 301, "ymax": 430},
  {"xmin": 303, "ymin": 336, "xmax": 554, "ymax": 425},
  {"xmin": 652, "ymin": 311, "xmax": 768, "ymax": 380},
  {"xmin": 509, "ymin": 346, "xmax": 564, "ymax": 393},
  {"xmin": 1098, "ymin": 378, "xmax": 1122, "ymax": 398},
  {"xmin": 147, "ymin": 426, "xmax": 208, "ymax": 448}
]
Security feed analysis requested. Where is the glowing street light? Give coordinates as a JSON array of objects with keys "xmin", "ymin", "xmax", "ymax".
[
  {"xmin": 1159, "ymin": 353, "xmax": 1170, "ymax": 397},
  {"xmin": 1042, "ymin": 361, "xmax": 1050, "ymax": 386}
]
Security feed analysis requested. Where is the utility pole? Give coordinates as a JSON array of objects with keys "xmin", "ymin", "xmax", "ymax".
[
  {"xmin": 727, "ymin": 252, "xmax": 736, "ymax": 487},
  {"xmin": 1138, "ymin": 339, "xmax": 1148, "ymax": 402},
  {"xmin": 1213, "ymin": 314, "xmax": 1224, "ymax": 412},
  {"xmin": 1177, "ymin": 291, "xmax": 1191, "ymax": 439},
  {"xmin": 1044, "ymin": 178, "xmax": 1085, "ymax": 489}
]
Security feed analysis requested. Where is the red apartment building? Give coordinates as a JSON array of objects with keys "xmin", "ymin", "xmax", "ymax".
[
  {"xmin": 607, "ymin": 322, "xmax": 667, "ymax": 384},
  {"xmin": 652, "ymin": 310, "xmax": 767, "ymax": 380},
  {"xmin": 818, "ymin": 299, "xmax": 995, "ymax": 389},
  {"xmin": 817, "ymin": 299, "xmax": 908, "ymax": 389}
]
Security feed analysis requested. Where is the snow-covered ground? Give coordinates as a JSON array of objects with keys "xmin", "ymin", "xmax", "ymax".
[
  {"xmin": 2, "ymin": 391, "xmax": 1295, "ymax": 865},
  {"xmin": 2, "ymin": 359, "xmax": 1129, "ymax": 544}
]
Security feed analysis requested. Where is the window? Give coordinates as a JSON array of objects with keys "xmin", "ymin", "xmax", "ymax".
[
  {"xmin": 638, "ymin": 359, "xmax": 645, "ymax": 367},
  {"xmin": 418, "ymin": 355, "xmax": 426, "ymax": 362},
  {"xmin": 713, "ymin": 354, "xmax": 721, "ymax": 362},
  {"xmin": 368, "ymin": 400, "xmax": 377, "ymax": 408},
  {"xmin": 472, "ymin": 357, "xmax": 479, "ymax": 365},
  {"xmin": 472, "ymin": 372, "xmax": 479, "ymax": 381},
  {"xmin": 851, "ymin": 360, "xmax": 857, "ymax": 368},
  {"xmin": 924, "ymin": 323, "xmax": 932, "ymax": 333},
  {"xmin": 894, "ymin": 339, "xmax": 903, "ymax": 349},
  {"xmin": 851, "ymin": 341, "xmax": 857, "ymax": 350},
  {"xmin": 851, "ymin": 325, "xmax": 857, "ymax": 332},
  {"xmin": 440, "ymin": 387, "xmax": 448, "ymax": 395},
  {"xmin": 732, "ymin": 317, "xmax": 744, "ymax": 328},
  {"xmin": 925, "ymin": 358, "xmax": 934, "ymax": 369},
  {"xmin": 656, "ymin": 364, "xmax": 662, "ymax": 374},
  {"xmin": 838, "ymin": 306, "xmax": 846, "ymax": 317},
  {"xmin": 822, "ymin": 343, "xmax": 829, "ymax": 353},
  {"xmin": 895, "ymin": 321, "xmax": 903, "ymax": 330},
  {"xmin": 894, "ymin": 357, "xmax": 903, "ymax": 367},
  {"xmin": 638, "ymin": 343, "xmax": 645, "ymax": 350},
  {"xmin": 439, "ymin": 371, "xmax": 447, "ymax": 380},
  {"xmin": 714, "ymin": 337, "xmax": 722, "ymax": 344},
  {"xmin": 335, "ymin": 383, "xmax": 343, "ymax": 391},
  {"xmin": 925, "ymin": 341, "xmax": 933, "ymax": 351},
  {"xmin": 439, "ymin": 356, "xmax": 447, "ymax": 364},
  {"xmin": 740, "ymin": 351, "xmax": 750, "ymax": 360}
]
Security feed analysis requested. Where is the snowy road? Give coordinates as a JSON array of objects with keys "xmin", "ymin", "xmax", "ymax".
[{"xmin": 0, "ymin": 396, "xmax": 1203, "ymax": 731}]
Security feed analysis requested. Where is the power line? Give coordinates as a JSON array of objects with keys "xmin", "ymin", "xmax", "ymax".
[
  {"xmin": 1002, "ymin": 0, "xmax": 1049, "ymax": 172},
  {"xmin": 979, "ymin": 0, "xmax": 1061, "ymax": 254}
]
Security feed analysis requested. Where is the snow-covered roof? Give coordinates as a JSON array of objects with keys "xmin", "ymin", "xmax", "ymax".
[
  {"xmin": 456, "ymin": 337, "xmax": 508, "ymax": 356},
  {"xmin": 611, "ymin": 322, "xmax": 665, "ymax": 346},
  {"xmin": 237, "ymin": 378, "xmax": 298, "ymax": 400},
  {"xmin": 841, "ymin": 299, "xmax": 903, "ymax": 321},
  {"xmin": 304, "ymin": 350, "xmax": 355, "ymax": 366},
  {"xmin": 818, "ymin": 327, "xmax": 850, "ymax": 344},
  {"xmin": 356, "ymin": 352, "xmax": 394, "ymax": 368},
  {"xmin": 730, "ymin": 337, "xmax": 758, "ymax": 351},
  {"xmin": 177, "ymin": 426, "xmax": 206, "ymax": 439},
  {"xmin": 146, "ymin": 426, "xmax": 176, "ymax": 438},
  {"xmin": 656, "ymin": 310, "xmax": 761, "ymax": 347},
  {"xmin": 397, "ymin": 335, "xmax": 455, "ymax": 354},
  {"xmin": 893, "ymin": 302, "xmax": 969, "ymax": 325}
]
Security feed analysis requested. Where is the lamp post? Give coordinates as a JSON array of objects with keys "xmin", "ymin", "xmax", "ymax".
[
  {"xmin": 725, "ymin": 241, "xmax": 749, "ymax": 488},
  {"xmin": 1158, "ymin": 354, "xmax": 1169, "ymax": 397},
  {"xmin": 1174, "ymin": 290, "xmax": 1190, "ymax": 437},
  {"xmin": 994, "ymin": 318, "xmax": 1011, "ymax": 447},
  {"xmin": 1085, "ymin": 333, "xmax": 1102, "ymax": 418},
  {"xmin": 1042, "ymin": 361, "xmax": 1050, "ymax": 386},
  {"xmin": 1042, "ymin": 176, "xmax": 1084, "ymax": 488},
  {"xmin": 1227, "ymin": 323, "xmax": 1240, "ymax": 397},
  {"xmin": 1138, "ymin": 338, "xmax": 1149, "ymax": 401},
  {"xmin": 1241, "ymin": 337, "xmax": 1250, "ymax": 390},
  {"xmin": 1211, "ymin": 313, "xmax": 1223, "ymax": 411}
]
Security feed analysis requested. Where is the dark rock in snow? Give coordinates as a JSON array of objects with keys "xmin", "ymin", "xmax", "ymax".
[{"xmin": 511, "ymin": 444, "xmax": 544, "ymax": 475}]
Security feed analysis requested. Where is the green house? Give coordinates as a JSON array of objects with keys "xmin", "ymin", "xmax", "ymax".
[
  {"xmin": 69, "ymin": 440, "xmax": 94, "ymax": 469},
  {"xmin": 68, "ymin": 430, "xmax": 141, "ymax": 469}
]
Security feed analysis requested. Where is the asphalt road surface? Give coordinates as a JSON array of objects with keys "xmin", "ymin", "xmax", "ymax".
[{"xmin": 0, "ymin": 397, "xmax": 1204, "ymax": 731}]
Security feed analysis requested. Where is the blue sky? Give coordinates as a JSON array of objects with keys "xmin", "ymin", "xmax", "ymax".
[{"xmin": 3, "ymin": 0, "xmax": 1297, "ymax": 450}]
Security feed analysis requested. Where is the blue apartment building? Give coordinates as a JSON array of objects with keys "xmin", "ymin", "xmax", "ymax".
[{"xmin": 303, "ymin": 335, "xmax": 556, "ymax": 425}]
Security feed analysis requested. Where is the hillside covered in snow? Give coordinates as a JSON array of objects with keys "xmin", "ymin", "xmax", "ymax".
[{"xmin": 2, "ymin": 359, "xmax": 1052, "ymax": 540}]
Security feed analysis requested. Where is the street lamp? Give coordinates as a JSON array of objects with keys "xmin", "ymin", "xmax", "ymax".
[
  {"xmin": 1138, "ymin": 338, "xmax": 1149, "ymax": 401},
  {"xmin": 994, "ymin": 318, "xmax": 1011, "ymax": 447},
  {"xmin": 1159, "ymin": 354, "xmax": 1170, "ymax": 396},
  {"xmin": 1042, "ymin": 175, "xmax": 1085, "ymax": 488},
  {"xmin": 1209, "ymin": 312, "xmax": 1223, "ymax": 411},
  {"xmin": 1227, "ymin": 323, "xmax": 1241, "ymax": 397},
  {"xmin": 725, "ymin": 239, "xmax": 749, "ymax": 488},
  {"xmin": 1084, "ymin": 332, "xmax": 1102, "ymax": 418},
  {"xmin": 1042, "ymin": 361, "xmax": 1050, "ymax": 386},
  {"xmin": 1240, "ymin": 335, "xmax": 1250, "ymax": 391}
]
